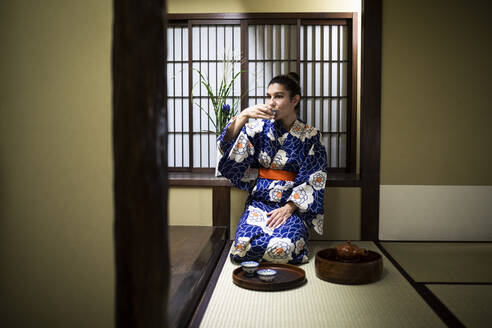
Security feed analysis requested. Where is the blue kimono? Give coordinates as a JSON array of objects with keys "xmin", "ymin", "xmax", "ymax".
[{"xmin": 218, "ymin": 118, "xmax": 328, "ymax": 264}]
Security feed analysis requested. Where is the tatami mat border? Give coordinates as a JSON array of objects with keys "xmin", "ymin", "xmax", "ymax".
[
  {"xmin": 375, "ymin": 242, "xmax": 465, "ymax": 328},
  {"xmin": 421, "ymin": 282, "xmax": 492, "ymax": 285},
  {"xmin": 189, "ymin": 240, "xmax": 233, "ymax": 328},
  {"xmin": 380, "ymin": 240, "xmax": 492, "ymax": 243}
]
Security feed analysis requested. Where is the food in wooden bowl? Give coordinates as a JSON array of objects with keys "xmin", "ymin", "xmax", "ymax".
[
  {"xmin": 315, "ymin": 242, "xmax": 383, "ymax": 285},
  {"xmin": 336, "ymin": 241, "xmax": 368, "ymax": 262}
]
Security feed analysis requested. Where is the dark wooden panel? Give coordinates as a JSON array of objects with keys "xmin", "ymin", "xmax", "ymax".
[
  {"xmin": 189, "ymin": 19, "xmax": 241, "ymax": 25},
  {"xmin": 168, "ymin": 226, "xmax": 216, "ymax": 298},
  {"xmin": 112, "ymin": 0, "xmax": 169, "ymax": 327},
  {"xmin": 213, "ymin": 186, "xmax": 231, "ymax": 235},
  {"xmin": 169, "ymin": 13, "xmax": 354, "ymax": 21},
  {"xmin": 240, "ymin": 20, "xmax": 249, "ymax": 111},
  {"xmin": 361, "ymin": 177, "xmax": 380, "ymax": 239},
  {"xmin": 168, "ymin": 227, "xmax": 226, "ymax": 328},
  {"xmin": 169, "ymin": 172, "xmax": 233, "ymax": 186},
  {"xmin": 360, "ymin": 0, "xmax": 382, "ymax": 240},
  {"xmin": 349, "ymin": 13, "xmax": 358, "ymax": 174}
]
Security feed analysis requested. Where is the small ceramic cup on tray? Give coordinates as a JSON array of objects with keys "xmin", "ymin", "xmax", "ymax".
[
  {"xmin": 241, "ymin": 261, "xmax": 259, "ymax": 276},
  {"xmin": 257, "ymin": 268, "xmax": 277, "ymax": 282}
]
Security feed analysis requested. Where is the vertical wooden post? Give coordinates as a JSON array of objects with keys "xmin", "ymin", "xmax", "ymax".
[
  {"xmin": 361, "ymin": 0, "xmax": 382, "ymax": 240},
  {"xmin": 213, "ymin": 186, "xmax": 231, "ymax": 238},
  {"xmin": 112, "ymin": 0, "xmax": 169, "ymax": 327}
]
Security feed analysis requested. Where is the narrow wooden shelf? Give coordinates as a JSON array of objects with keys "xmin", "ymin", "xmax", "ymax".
[{"xmin": 169, "ymin": 172, "xmax": 361, "ymax": 187}]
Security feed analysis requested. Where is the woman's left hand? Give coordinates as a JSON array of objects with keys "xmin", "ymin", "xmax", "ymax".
[{"xmin": 266, "ymin": 202, "xmax": 298, "ymax": 229}]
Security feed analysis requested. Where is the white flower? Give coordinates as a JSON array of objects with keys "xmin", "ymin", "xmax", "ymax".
[
  {"xmin": 231, "ymin": 237, "xmax": 251, "ymax": 258},
  {"xmin": 312, "ymin": 214, "xmax": 324, "ymax": 235},
  {"xmin": 246, "ymin": 206, "xmax": 274, "ymax": 235},
  {"xmin": 278, "ymin": 133, "xmax": 288, "ymax": 145},
  {"xmin": 288, "ymin": 183, "xmax": 314, "ymax": 212},
  {"xmin": 268, "ymin": 181, "xmax": 293, "ymax": 203},
  {"xmin": 305, "ymin": 125, "xmax": 318, "ymax": 139},
  {"xmin": 229, "ymin": 133, "xmax": 254, "ymax": 163},
  {"xmin": 262, "ymin": 237, "xmax": 294, "ymax": 263},
  {"xmin": 290, "ymin": 120, "xmax": 319, "ymax": 142},
  {"xmin": 308, "ymin": 144, "xmax": 315, "ymax": 156},
  {"xmin": 246, "ymin": 206, "xmax": 267, "ymax": 226},
  {"xmin": 259, "ymin": 151, "xmax": 271, "ymax": 167},
  {"xmin": 309, "ymin": 170, "xmax": 327, "ymax": 191},
  {"xmin": 289, "ymin": 120, "xmax": 306, "ymax": 141},
  {"xmin": 269, "ymin": 189, "xmax": 283, "ymax": 202},
  {"xmin": 271, "ymin": 149, "xmax": 288, "ymax": 169},
  {"xmin": 267, "ymin": 128, "xmax": 275, "ymax": 141},
  {"xmin": 295, "ymin": 238, "xmax": 306, "ymax": 255},
  {"xmin": 245, "ymin": 119, "xmax": 264, "ymax": 137}
]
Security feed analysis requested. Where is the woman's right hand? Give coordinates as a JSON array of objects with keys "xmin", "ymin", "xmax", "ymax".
[
  {"xmin": 224, "ymin": 104, "xmax": 274, "ymax": 141},
  {"xmin": 239, "ymin": 104, "xmax": 275, "ymax": 121}
]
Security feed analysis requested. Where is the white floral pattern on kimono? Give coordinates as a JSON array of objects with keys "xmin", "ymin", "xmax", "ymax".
[
  {"xmin": 231, "ymin": 237, "xmax": 252, "ymax": 257},
  {"xmin": 245, "ymin": 206, "xmax": 273, "ymax": 236},
  {"xmin": 309, "ymin": 171, "xmax": 328, "ymax": 191},
  {"xmin": 263, "ymin": 237, "xmax": 294, "ymax": 263},
  {"xmin": 268, "ymin": 181, "xmax": 294, "ymax": 203},
  {"xmin": 259, "ymin": 151, "xmax": 272, "ymax": 167},
  {"xmin": 295, "ymin": 238, "xmax": 306, "ymax": 255},
  {"xmin": 288, "ymin": 183, "xmax": 314, "ymax": 212},
  {"xmin": 271, "ymin": 149, "xmax": 288, "ymax": 169},
  {"xmin": 217, "ymin": 118, "xmax": 328, "ymax": 264},
  {"xmin": 289, "ymin": 121, "xmax": 318, "ymax": 142},
  {"xmin": 312, "ymin": 214, "xmax": 324, "ymax": 235},
  {"xmin": 229, "ymin": 133, "xmax": 254, "ymax": 163},
  {"xmin": 245, "ymin": 119, "xmax": 264, "ymax": 137}
]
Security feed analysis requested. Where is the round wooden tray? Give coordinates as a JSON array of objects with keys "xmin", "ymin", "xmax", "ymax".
[
  {"xmin": 233, "ymin": 263, "xmax": 306, "ymax": 291},
  {"xmin": 315, "ymin": 248, "xmax": 383, "ymax": 285}
]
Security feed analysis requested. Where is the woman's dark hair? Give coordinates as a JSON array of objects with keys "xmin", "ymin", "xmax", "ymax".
[{"xmin": 268, "ymin": 72, "xmax": 301, "ymax": 113}]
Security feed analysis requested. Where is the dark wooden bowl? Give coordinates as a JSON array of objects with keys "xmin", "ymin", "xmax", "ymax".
[{"xmin": 315, "ymin": 248, "xmax": 383, "ymax": 285}]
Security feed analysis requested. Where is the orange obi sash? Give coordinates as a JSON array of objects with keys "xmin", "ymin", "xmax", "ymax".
[{"xmin": 258, "ymin": 168, "xmax": 297, "ymax": 181}]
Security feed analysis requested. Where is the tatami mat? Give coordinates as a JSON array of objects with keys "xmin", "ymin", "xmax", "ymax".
[
  {"xmin": 199, "ymin": 242, "xmax": 444, "ymax": 327},
  {"xmin": 427, "ymin": 285, "xmax": 492, "ymax": 328},
  {"xmin": 381, "ymin": 242, "xmax": 492, "ymax": 282}
]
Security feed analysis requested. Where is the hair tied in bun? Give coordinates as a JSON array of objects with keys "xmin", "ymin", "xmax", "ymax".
[{"xmin": 287, "ymin": 72, "xmax": 300, "ymax": 86}]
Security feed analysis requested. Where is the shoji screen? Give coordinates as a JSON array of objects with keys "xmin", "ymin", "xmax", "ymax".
[
  {"xmin": 248, "ymin": 23, "xmax": 350, "ymax": 170},
  {"xmin": 167, "ymin": 25, "xmax": 190, "ymax": 168},
  {"xmin": 300, "ymin": 23, "xmax": 350, "ymax": 169},
  {"xmin": 167, "ymin": 24, "xmax": 240, "ymax": 170},
  {"xmin": 167, "ymin": 18, "xmax": 353, "ymax": 172}
]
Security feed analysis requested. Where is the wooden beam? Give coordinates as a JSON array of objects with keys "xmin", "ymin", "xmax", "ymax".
[
  {"xmin": 112, "ymin": 0, "xmax": 169, "ymax": 326},
  {"xmin": 213, "ymin": 186, "xmax": 231, "ymax": 238},
  {"xmin": 360, "ymin": 0, "xmax": 382, "ymax": 240}
]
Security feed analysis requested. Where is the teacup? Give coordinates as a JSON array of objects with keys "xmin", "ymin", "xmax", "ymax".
[
  {"xmin": 257, "ymin": 269, "xmax": 277, "ymax": 282},
  {"xmin": 241, "ymin": 261, "xmax": 259, "ymax": 276}
]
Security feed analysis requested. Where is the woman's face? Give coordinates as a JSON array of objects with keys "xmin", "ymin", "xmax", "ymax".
[{"xmin": 266, "ymin": 83, "xmax": 299, "ymax": 120}]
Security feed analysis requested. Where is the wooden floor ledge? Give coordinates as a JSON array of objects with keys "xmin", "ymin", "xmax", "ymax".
[
  {"xmin": 169, "ymin": 171, "xmax": 361, "ymax": 187},
  {"xmin": 168, "ymin": 226, "xmax": 227, "ymax": 328}
]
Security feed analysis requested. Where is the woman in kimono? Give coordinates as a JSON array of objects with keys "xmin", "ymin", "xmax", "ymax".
[{"xmin": 217, "ymin": 72, "xmax": 328, "ymax": 264}]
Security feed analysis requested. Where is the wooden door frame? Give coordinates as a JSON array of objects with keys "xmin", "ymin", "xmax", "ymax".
[
  {"xmin": 112, "ymin": 0, "xmax": 382, "ymax": 326},
  {"xmin": 360, "ymin": 0, "xmax": 382, "ymax": 240}
]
